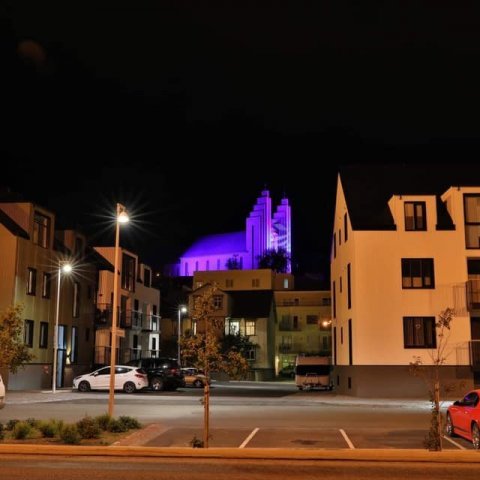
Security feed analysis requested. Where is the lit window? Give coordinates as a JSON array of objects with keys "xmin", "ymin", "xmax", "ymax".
[{"xmin": 246, "ymin": 320, "xmax": 256, "ymax": 335}]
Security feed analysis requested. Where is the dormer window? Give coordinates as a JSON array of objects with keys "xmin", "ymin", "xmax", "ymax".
[
  {"xmin": 404, "ymin": 202, "xmax": 426, "ymax": 231},
  {"xmin": 33, "ymin": 211, "xmax": 50, "ymax": 248}
]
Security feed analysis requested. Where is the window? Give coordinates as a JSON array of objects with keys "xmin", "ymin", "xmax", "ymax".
[
  {"xmin": 217, "ymin": 259, "xmax": 221, "ymax": 270},
  {"xmin": 401, "ymin": 258, "xmax": 435, "ymax": 289},
  {"xmin": 229, "ymin": 320, "xmax": 240, "ymax": 335},
  {"xmin": 185, "ymin": 262, "xmax": 189, "ymax": 276},
  {"xmin": 42, "ymin": 272, "xmax": 51, "ymax": 298},
  {"xmin": 33, "ymin": 211, "xmax": 50, "ymax": 248},
  {"xmin": 404, "ymin": 201, "xmax": 426, "ymax": 231},
  {"xmin": 333, "ymin": 232, "xmax": 336, "ymax": 258},
  {"xmin": 226, "ymin": 279, "xmax": 234, "ymax": 288},
  {"xmin": 340, "ymin": 276, "xmax": 343, "ymax": 293},
  {"xmin": 347, "ymin": 263, "xmax": 351, "ymax": 309},
  {"xmin": 195, "ymin": 261, "xmax": 199, "ymax": 272},
  {"xmin": 245, "ymin": 320, "xmax": 256, "ymax": 335},
  {"xmin": 39, "ymin": 322, "xmax": 48, "ymax": 348},
  {"xmin": 24, "ymin": 320, "xmax": 34, "ymax": 347},
  {"xmin": 245, "ymin": 347, "xmax": 256, "ymax": 361},
  {"xmin": 74, "ymin": 236, "xmax": 84, "ymax": 257},
  {"xmin": 144, "ymin": 268, "xmax": 151, "ymax": 288},
  {"xmin": 322, "ymin": 297, "xmax": 331, "ymax": 306},
  {"xmin": 27, "ymin": 268, "xmax": 37, "ymax": 295},
  {"xmin": 213, "ymin": 295, "xmax": 223, "ymax": 309},
  {"xmin": 339, "ymin": 229, "xmax": 342, "ymax": 245},
  {"xmin": 85, "ymin": 327, "xmax": 90, "ymax": 342},
  {"xmin": 293, "ymin": 316, "xmax": 299, "ymax": 329},
  {"xmin": 283, "ymin": 278, "xmax": 289, "ymax": 288},
  {"xmin": 73, "ymin": 282, "xmax": 80, "ymax": 317},
  {"xmin": 306, "ymin": 315, "xmax": 318, "ymax": 325},
  {"xmin": 252, "ymin": 278, "xmax": 260, "ymax": 288},
  {"xmin": 403, "ymin": 316, "xmax": 436, "ymax": 348},
  {"xmin": 332, "ymin": 281, "xmax": 336, "ymax": 318},
  {"xmin": 206, "ymin": 260, "xmax": 210, "ymax": 271},
  {"xmin": 464, "ymin": 195, "xmax": 480, "ymax": 249},
  {"xmin": 344, "ymin": 213, "xmax": 348, "ymax": 242},
  {"xmin": 121, "ymin": 254, "xmax": 136, "ymax": 291},
  {"xmin": 71, "ymin": 326, "xmax": 78, "ymax": 363}
]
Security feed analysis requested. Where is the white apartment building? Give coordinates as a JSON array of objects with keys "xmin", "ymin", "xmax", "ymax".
[{"xmin": 331, "ymin": 166, "xmax": 480, "ymax": 397}]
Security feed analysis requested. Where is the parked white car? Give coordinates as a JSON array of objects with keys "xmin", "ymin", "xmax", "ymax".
[
  {"xmin": 73, "ymin": 366, "xmax": 148, "ymax": 394},
  {"xmin": 0, "ymin": 374, "xmax": 5, "ymax": 408}
]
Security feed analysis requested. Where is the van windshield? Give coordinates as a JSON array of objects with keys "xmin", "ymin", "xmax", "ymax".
[{"xmin": 296, "ymin": 365, "xmax": 330, "ymax": 376}]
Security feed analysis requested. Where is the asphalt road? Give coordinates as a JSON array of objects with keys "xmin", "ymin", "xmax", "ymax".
[{"xmin": 0, "ymin": 381, "xmax": 474, "ymax": 450}]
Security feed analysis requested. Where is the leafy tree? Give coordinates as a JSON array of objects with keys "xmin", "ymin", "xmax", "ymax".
[
  {"xmin": 179, "ymin": 284, "xmax": 250, "ymax": 447},
  {"xmin": 409, "ymin": 308, "xmax": 463, "ymax": 451},
  {"xmin": 257, "ymin": 247, "xmax": 290, "ymax": 273},
  {"xmin": 225, "ymin": 256, "xmax": 241, "ymax": 270},
  {"xmin": 0, "ymin": 305, "xmax": 34, "ymax": 373}
]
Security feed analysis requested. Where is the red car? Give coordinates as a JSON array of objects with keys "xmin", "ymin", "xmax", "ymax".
[{"xmin": 446, "ymin": 389, "xmax": 480, "ymax": 449}]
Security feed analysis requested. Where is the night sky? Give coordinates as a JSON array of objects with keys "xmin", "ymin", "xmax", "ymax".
[{"xmin": 2, "ymin": 2, "xmax": 480, "ymax": 273}]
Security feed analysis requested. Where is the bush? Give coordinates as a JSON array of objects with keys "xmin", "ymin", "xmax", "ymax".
[
  {"xmin": 6, "ymin": 419, "xmax": 19, "ymax": 431},
  {"xmin": 95, "ymin": 413, "xmax": 112, "ymax": 431},
  {"xmin": 76, "ymin": 416, "xmax": 101, "ymax": 439},
  {"xmin": 118, "ymin": 416, "xmax": 141, "ymax": 430},
  {"xmin": 0, "ymin": 422, "xmax": 4, "ymax": 440},
  {"xmin": 12, "ymin": 421, "xmax": 32, "ymax": 439},
  {"xmin": 60, "ymin": 424, "xmax": 81, "ymax": 444},
  {"xmin": 38, "ymin": 420, "xmax": 59, "ymax": 438},
  {"xmin": 107, "ymin": 418, "xmax": 128, "ymax": 433},
  {"xmin": 25, "ymin": 418, "xmax": 40, "ymax": 428}
]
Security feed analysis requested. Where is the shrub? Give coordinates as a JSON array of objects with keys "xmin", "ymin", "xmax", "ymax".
[
  {"xmin": 0, "ymin": 423, "xmax": 4, "ymax": 440},
  {"xmin": 25, "ymin": 418, "xmax": 40, "ymax": 428},
  {"xmin": 12, "ymin": 421, "xmax": 32, "ymax": 439},
  {"xmin": 6, "ymin": 419, "xmax": 20, "ymax": 431},
  {"xmin": 189, "ymin": 434, "xmax": 204, "ymax": 448},
  {"xmin": 38, "ymin": 420, "xmax": 59, "ymax": 438},
  {"xmin": 76, "ymin": 416, "xmax": 101, "ymax": 439},
  {"xmin": 60, "ymin": 424, "xmax": 81, "ymax": 444},
  {"xmin": 95, "ymin": 413, "xmax": 112, "ymax": 431},
  {"xmin": 118, "ymin": 416, "xmax": 141, "ymax": 430},
  {"xmin": 107, "ymin": 418, "xmax": 128, "ymax": 433}
]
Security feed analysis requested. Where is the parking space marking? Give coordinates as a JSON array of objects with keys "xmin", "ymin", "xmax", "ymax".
[
  {"xmin": 339, "ymin": 429, "xmax": 355, "ymax": 449},
  {"xmin": 442, "ymin": 435, "xmax": 466, "ymax": 450},
  {"xmin": 239, "ymin": 427, "xmax": 259, "ymax": 448}
]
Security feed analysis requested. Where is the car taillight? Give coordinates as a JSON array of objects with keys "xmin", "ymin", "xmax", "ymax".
[
  {"xmin": 135, "ymin": 373, "xmax": 147, "ymax": 378},
  {"xmin": 170, "ymin": 368, "xmax": 177, "ymax": 375}
]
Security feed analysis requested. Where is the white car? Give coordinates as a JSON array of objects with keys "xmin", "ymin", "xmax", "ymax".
[
  {"xmin": 73, "ymin": 366, "xmax": 148, "ymax": 394},
  {"xmin": 0, "ymin": 374, "xmax": 5, "ymax": 409}
]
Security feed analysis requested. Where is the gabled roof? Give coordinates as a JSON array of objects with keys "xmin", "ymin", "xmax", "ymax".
[
  {"xmin": 182, "ymin": 231, "xmax": 246, "ymax": 257},
  {"xmin": 340, "ymin": 164, "xmax": 480, "ymax": 231},
  {"xmin": 0, "ymin": 209, "xmax": 29, "ymax": 239},
  {"xmin": 229, "ymin": 290, "xmax": 273, "ymax": 318}
]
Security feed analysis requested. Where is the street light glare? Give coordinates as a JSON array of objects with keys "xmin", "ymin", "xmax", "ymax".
[
  {"xmin": 62, "ymin": 263, "xmax": 72, "ymax": 273},
  {"xmin": 118, "ymin": 210, "xmax": 129, "ymax": 223},
  {"xmin": 180, "ymin": 306, "xmax": 188, "ymax": 314}
]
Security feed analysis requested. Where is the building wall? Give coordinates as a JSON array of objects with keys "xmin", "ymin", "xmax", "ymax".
[
  {"xmin": 0, "ymin": 224, "xmax": 17, "ymax": 309},
  {"xmin": 331, "ymin": 175, "xmax": 478, "ymax": 396}
]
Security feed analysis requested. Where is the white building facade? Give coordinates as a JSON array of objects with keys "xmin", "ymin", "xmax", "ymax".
[{"xmin": 331, "ymin": 166, "xmax": 480, "ymax": 397}]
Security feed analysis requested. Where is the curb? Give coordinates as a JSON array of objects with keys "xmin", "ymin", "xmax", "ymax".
[{"xmin": 0, "ymin": 444, "xmax": 480, "ymax": 462}]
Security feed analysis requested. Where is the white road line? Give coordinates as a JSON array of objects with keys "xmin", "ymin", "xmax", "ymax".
[
  {"xmin": 443, "ymin": 435, "xmax": 467, "ymax": 450},
  {"xmin": 339, "ymin": 429, "xmax": 355, "ymax": 449},
  {"xmin": 239, "ymin": 428, "xmax": 259, "ymax": 448}
]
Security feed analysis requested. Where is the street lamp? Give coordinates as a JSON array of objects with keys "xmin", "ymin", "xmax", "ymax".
[
  {"xmin": 177, "ymin": 305, "xmax": 187, "ymax": 367},
  {"xmin": 52, "ymin": 262, "xmax": 72, "ymax": 393},
  {"xmin": 108, "ymin": 203, "xmax": 129, "ymax": 417}
]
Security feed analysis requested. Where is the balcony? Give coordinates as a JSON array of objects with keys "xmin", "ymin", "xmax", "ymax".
[
  {"xmin": 279, "ymin": 323, "xmax": 301, "ymax": 332},
  {"xmin": 278, "ymin": 343, "xmax": 302, "ymax": 353},
  {"xmin": 142, "ymin": 314, "xmax": 161, "ymax": 332},
  {"xmin": 470, "ymin": 341, "xmax": 480, "ymax": 368}
]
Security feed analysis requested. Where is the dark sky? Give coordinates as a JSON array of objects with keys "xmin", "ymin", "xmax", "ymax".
[{"xmin": 2, "ymin": 2, "xmax": 480, "ymax": 273}]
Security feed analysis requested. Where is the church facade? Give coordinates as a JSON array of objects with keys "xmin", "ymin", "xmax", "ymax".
[{"xmin": 178, "ymin": 190, "xmax": 291, "ymax": 276}]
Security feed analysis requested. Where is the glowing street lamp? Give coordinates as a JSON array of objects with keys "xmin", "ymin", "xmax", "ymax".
[
  {"xmin": 177, "ymin": 305, "xmax": 187, "ymax": 367},
  {"xmin": 108, "ymin": 203, "xmax": 129, "ymax": 417},
  {"xmin": 52, "ymin": 262, "xmax": 72, "ymax": 393}
]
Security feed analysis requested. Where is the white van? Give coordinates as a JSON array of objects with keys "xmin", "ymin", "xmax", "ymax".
[{"xmin": 295, "ymin": 355, "xmax": 332, "ymax": 391}]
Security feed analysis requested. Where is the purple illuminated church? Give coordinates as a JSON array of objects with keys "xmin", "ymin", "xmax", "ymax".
[{"xmin": 178, "ymin": 190, "xmax": 291, "ymax": 276}]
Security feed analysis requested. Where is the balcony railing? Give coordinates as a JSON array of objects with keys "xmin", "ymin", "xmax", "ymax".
[
  {"xmin": 96, "ymin": 304, "xmax": 160, "ymax": 330},
  {"xmin": 469, "ymin": 340, "xmax": 480, "ymax": 368},
  {"xmin": 279, "ymin": 300, "xmax": 328, "ymax": 307},
  {"xmin": 142, "ymin": 314, "xmax": 161, "ymax": 332},
  {"xmin": 94, "ymin": 347, "xmax": 161, "ymax": 365},
  {"xmin": 279, "ymin": 323, "xmax": 301, "ymax": 332}
]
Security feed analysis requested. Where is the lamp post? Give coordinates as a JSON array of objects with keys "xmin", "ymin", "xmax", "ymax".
[
  {"xmin": 108, "ymin": 203, "xmax": 129, "ymax": 417},
  {"xmin": 52, "ymin": 262, "xmax": 72, "ymax": 393},
  {"xmin": 177, "ymin": 305, "xmax": 187, "ymax": 366}
]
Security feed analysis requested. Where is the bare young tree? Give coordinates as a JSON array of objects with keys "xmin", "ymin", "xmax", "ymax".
[{"xmin": 410, "ymin": 307, "xmax": 460, "ymax": 451}]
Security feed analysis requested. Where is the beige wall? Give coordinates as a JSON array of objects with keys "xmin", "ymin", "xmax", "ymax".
[{"xmin": 0, "ymin": 225, "xmax": 17, "ymax": 310}]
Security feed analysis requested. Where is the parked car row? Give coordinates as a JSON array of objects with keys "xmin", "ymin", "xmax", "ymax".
[{"xmin": 71, "ymin": 359, "xmax": 210, "ymax": 394}]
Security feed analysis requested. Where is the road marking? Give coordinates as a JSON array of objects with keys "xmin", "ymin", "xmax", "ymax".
[
  {"xmin": 239, "ymin": 428, "xmax": 259, "ymax": 448},
  {"xmin": 339, "ymin": 429, "xmax": 355, "ymax": 449},
  {"xmin": 443, "ymin": 435, "xmax": 467, "ymax": 450}
]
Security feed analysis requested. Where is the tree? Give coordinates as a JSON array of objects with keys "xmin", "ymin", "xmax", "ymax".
[
  {"xmin": 225, "ymin": 255, "xmax": 241, "ymax": 270},
  {"xmin": 257, "ymin": 247, "xmax": 290, "ymax": 273},
  {"xmin": 0, "ymin": 305, "xmax": 34, "ymax": 373},
  {"xmin": 179, "ymin": 284, "xmax": 250, "ymax": 447},
  {"xmin": 409, "ymin": 307, "xmax": 462, "ymax": 451}
]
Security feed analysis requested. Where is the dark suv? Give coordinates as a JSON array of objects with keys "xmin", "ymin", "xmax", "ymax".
[{"xmin": 126, "ymin": 358, "xmax": 184, "ymax": 391}]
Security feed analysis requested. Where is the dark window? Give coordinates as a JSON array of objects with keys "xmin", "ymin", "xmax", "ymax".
[
  {"xmin": 85, "ymin": 327, "xmax": 90, "ymax": 342},
  {"xmin": 344, "ymin": 213, "xmax": 348, "ymax": 242},
  {"xmin": 332, "ymin": 281, "xmax": 336, "ymax": 318},
  {"xmin": 42, "ymin": 272, "xmax": 51, "ymax": 299},
  {"xmin": 24, "ymin": 319, "xmax": 34, "ymax": 347},
  {"xmin": 39, "ymin": 322, "xmax": 48, "ymax": 348},
  {"xmin": 464, "ymin": 194, "xmax": 480, "ymax": 249},
  {"xmin": 340, "ymin": 276, "xmax": 343, "ymax": 293},
  {"xmin": 293, "ymin": 316, "xmax": 299, "ymax": 329},
  {"xmin": 27, "ymin": 268, "xmax": 37, "ymax": 295},
  {"xmin": 348, "ymin": 319, "xmax": 353, "ymax": 366},
  {"xmin": 348, "ymin": 377, "xmax": 352, "ymax": 389},
  {"xmin": 341, "ymin": 326, "xmax": 343, "ymax": 344},
  {"xmin": 402, "ymin": 258, "xmax": 435, "ymax": 289},
  {"xmin": 403, "ymin": 317, "xmax": 436, "ymax": 348},
  {"xmin": 306, "ymin": 315, "xmax": 318, "ymax": 325},
  {"xmin": 74, "ymin": 237, "xmax": 84, "ymax": 257},
  {"xmin": 347, "ymin": 263, "xmax": 351, "ymax": 309},
  {"xmin": 333, "ymin": 327, "xmax": 337, "ymax": 366},
  {"xmin": 33, "ymin": 211, "xmax": 50, "ymax": 248},
  {"xmin": 333, "ymin": 233, "xmax": 336, "ymax": 258},
  {"xmin": 213, "ymin": 295, "xmax": 223, "ymax": 309},
  {"xmin": 144, "ymin": 268, "xmax": 151, "ymax": 288},
  {"xmin": 404, "ymin": 202, "xmax": 426, "ymax": 231},
  {"xmin": 71, "ymin": 326, "xmax": 78, "ymax": 363},
  {"xmin": 339, "ymin": 229, "xmax": 342, "ymax": 245},
  {"xmin": 121, "ymin": 254, "xmax": 136, "ymax": 292},
  {"xmin": 73, "ymin": 282, "xmax": 80, "ymax": 317}
]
